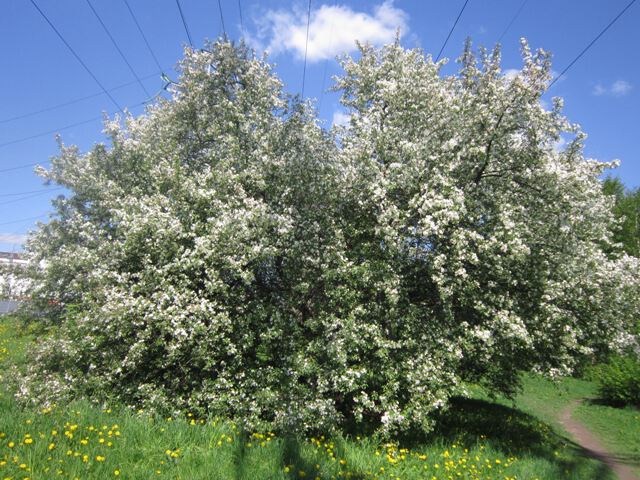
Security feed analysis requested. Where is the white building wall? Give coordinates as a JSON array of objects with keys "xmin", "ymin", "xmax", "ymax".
[{"xmin": 0, "ymin": 255, "xmax": 29, "ymax": 300}]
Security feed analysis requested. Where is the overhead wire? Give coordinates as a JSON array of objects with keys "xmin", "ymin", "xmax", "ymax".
[
  {"xmin": 84, "ymin": 0, "xmax": 152, "ymax": 99},
  {"xmin": 0, "ymin": 102, "xmax": 147, "ymax": 150},
  {"xmin": 238, "ymin": 0, "xmax": 244, "ymax": 33},
  {"xmin": 3, "ymin": 2, "xmax": 168, "ymax": 221},
  {"xmin": 1, "ymin": 117, "xmax": 106, "ymax": 149},
  {"xmin": 0, "ymin": 214, "xmax": 50, "ymax": 228},
  {"xmin": 0, "ymin": 187, "xmax": 62, "ymax": 198},
  {"xmin": 122, "ymin": 0, "xmax": 164, "ymax": 73},
  {"xmin": 175, "ymin": 0, "xmax": 194, "ymax": 46},
  {"xmin": 0, "ymin": 234, "xmax": 30, "ymax": 245},
  {"xmin": 497, "ymin": 0, "xmax": 529, "ymax": 44},
  {"xmin": 0, "ymin": 163, "xmax": 48, "ymax": 175},
  {"xmin": 549, "ymin": 0, "xmax": 637, "ymax": 88},
  {"xmin": 217, "ymin": 0, "xmax": 227, "ymax": 38},
  {"xmin": 435, "ymin": 0, "xmax": 470, "ymax": 61},
  {"xmin": 301, "ymin": 0, "xmax": 312, "ymax": 98},
  {"xmin": 317, "ymin": 57, "xmax": 331, "ymax": 117},
  {"xmin": 0, "ymin": 189, "xmax": 65, "ymax": 207},
  {"xmin": 317, "ymin": 0, "xmax": 337, "ymax": 118},
  {"xmin": 29, "ymin": 0, "xmax": 124, "ymax": 114},
  {"xmin": 0, "ymin": 72, "xmax": 161, "ymax": 126}
]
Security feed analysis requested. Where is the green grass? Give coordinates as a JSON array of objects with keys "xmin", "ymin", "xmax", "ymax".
[
  {"xmin": 514, "ymin": 373, "xmax": 640, "ymax": 475},
  {"xmin": 501, "ymin": 372, "xmax": 640, "ymax": 477},
  {"xmin": 0, "ymin": 396, "xmax": 611, "ymax": 480},
  {"xmin": 507, "ymin": 375, "xmax": 597, "ymax": 432},
  {"xmin": 0, "ymin": 315, "xmax": 626, "ymax": 479},
  {"xmin": 574, "ymin": 396, "xmax": 640, "ymax": 476}
]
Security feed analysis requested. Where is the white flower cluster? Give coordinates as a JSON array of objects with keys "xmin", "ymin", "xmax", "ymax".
[{"xmin": 15, "ymin": 39, "xmax": 639, "ymax": 435}]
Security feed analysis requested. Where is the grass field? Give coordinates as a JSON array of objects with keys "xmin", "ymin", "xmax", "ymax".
[
  {"xmin": 574, "ymin": 397, "xmax": 640, "ymax": 476},
  {"xmin": 0, "ymin": 315, "xmax": 636, "ymax": 480},
  {"xmin": 499, "ymin": 373, "xmax": 640, "ymax": 477}
]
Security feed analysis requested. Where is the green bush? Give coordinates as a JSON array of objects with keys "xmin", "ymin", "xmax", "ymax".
[
  {"xmin": 17, "ymin": 39, "xmax": 640, "ymax": 436},
  {"xmin": 592, "ymin": 355, "xmax": 640, "ymax": 406}
]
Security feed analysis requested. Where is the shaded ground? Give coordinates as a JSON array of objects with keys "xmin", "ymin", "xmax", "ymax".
[
  {"xmin": 425, "ymin": 396, "xmax": 613, "ymax": 479},
  {"xmin": 560, "ymin": 400, "xmax": 640, "ymax": 480}
]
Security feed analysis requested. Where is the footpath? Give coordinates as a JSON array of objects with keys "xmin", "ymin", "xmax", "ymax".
[{"xmin": 560, "ymin": 400, "xmax": 639, "ymax": 480}]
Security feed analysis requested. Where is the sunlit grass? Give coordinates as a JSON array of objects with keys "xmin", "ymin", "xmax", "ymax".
[
  {"xmin": 574, "ymin": 398, "xmax": 640, "ymax": 476},
  {"xmin": 0, "ymin": 316, "xmax": 620, "ymax": 479}
]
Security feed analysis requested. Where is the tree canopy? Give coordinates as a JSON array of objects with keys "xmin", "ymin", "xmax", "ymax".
[
  {"xmin": 17, "ymin": 39, "xmax": 640, "ymax": 435},
  {"xmin": 603, "ymin": 177, "xmax": 640, "ymax": 257}
]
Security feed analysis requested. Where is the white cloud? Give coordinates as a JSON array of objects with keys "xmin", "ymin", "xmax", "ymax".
[
  {"xmin": 593, "ymin": 80, "xmax": 632, "ymax": 97},
  {"xmin": 502, "ymin": 68, "xmax": 520, "ymax": 82},
  {"xmin": 250, "ymin": 1, "xmax": 408, "ymax": 62},
  {"xmin": 0, "ymin": 234, "xmax": 27, "ymax": 245},
  {"xmin": 332, "ymin": 110, "xmax": 351, "ymax": 127},
  {"xmin": 611, "ymin": 80, "xmax": 632, "ymax": 96}
]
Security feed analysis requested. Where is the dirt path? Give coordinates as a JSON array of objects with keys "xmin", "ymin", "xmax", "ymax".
[{"xmin": 559, "ymin": 400, "xmax": 639, "ymax": 480}]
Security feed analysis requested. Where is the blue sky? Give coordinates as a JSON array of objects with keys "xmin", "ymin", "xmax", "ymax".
[{"xmin": 1, "ymin": 0, "xmax": 638, "ymax": 251}]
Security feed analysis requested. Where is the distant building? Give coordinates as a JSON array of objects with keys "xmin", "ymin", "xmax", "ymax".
[
  {"xmin": 0, "ymin": 252, "xmax": 28, "ymax": 314},
  {"xmin": 0, "ymin": 251, "xmax": 26, "ymax": 266}
]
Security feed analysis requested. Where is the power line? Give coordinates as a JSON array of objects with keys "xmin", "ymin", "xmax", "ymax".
[
  {"xmin": 317, "ymin": 1, "xmax": 337, "ymax": 117},
  {"xmin": 318, "ymin": 58, "xmax": 330, "ymax": 116},
  {"xmin": 122, "ymin": 0, "xmax": 164, "ymax": 73},
  {"xmin": 0, "ymin": 189, "xmax": 64, "ymax": 207},
  {"xmin": 0, "ymin": 187, "xmax": 62, "ymax": 198},
  {"xmin": 29, "ymin": 0, "xmax": 124, "ymax": 114},
  {"xmin": 0, "ymin": 233, "xmax": 31, "ymax": 244},
  {"xmin": 0, "ymin": 102, "xmax": 147, "ymax": 150},
  {"xmin": 217, "ymin": 0, "xmax": 227, "ymax": 37},
  {"xmin": 85, "ymin": 0, "xmax": 152, "ymax": 99},
  {"xmin": 0, "ymin": 72, "xmax": 161, "ymax": 126},
  {"xmin": 0, "ymin": 214, "xmax": 50, "ymax": 228},
  {"xmin": 301, "ymin": 0, "xmax": 312, "ymax": 98},
  {"xmin": 0, "ymin": 163, "xmax": 49, "ymax": 175},
  {"xmin": 436, "ymin": 0, "xmax": 470, "ymax": 61},
  {"xmin": 497, "ymin": 0, "xmax": 529, "ymax": 44},
  {"xmin": 549, "ymin": 0, "xmax": 637, "ymax": 88},
  {"xmin": 176, "ymin": 0, "xmax": 194, "ymax": 46},
  {"xmin": 238, "ymin": 0, "xmax": 244, "ymax": 33},
  {"xmin": 0, "ymin": 93, "xmax": 157, "ymax": 172},
  {"xmin": 1, "ymin": 117, "xmax": 103, "ymax": 149}
]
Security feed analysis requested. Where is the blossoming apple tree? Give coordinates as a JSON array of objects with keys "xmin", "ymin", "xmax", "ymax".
[{"xmin": 18, "ymin": 39, "xmax": 639, "ymax": 434}]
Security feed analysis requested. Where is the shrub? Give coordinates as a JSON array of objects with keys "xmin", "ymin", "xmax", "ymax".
[
  {"xmin": 15, "ymin": 39, "xmax": 640, "ymax": 435},
  {"xmin": 593, "ymin": 355, "xmax": 640, "ymax": 406}
]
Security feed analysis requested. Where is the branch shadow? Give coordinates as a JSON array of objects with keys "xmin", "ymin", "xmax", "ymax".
[
  {"xmin": 583, "ymin": 397, "xmax": 640, "ymax": 410},
  {"xmin": 276, "ymin": 435, "xmax": 369, "ymax": 480},
  {"xmin": 421, "ymin": 397, "xmax": 617, "ymax": 480}
]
